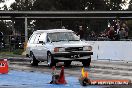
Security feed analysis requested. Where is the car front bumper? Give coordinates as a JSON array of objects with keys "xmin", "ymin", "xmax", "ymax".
[{"xmin": 52, "ymin": 51, "xmax": 93, "ymax": 61}]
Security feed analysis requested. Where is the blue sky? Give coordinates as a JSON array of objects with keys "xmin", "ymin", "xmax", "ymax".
[{"xmin": 0, "ymin": 0, "xmax": 15, "ymax": 9}]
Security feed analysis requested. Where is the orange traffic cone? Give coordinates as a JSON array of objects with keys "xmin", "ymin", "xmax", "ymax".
[
  {"xmin": 58, "ymin": 66, "xmax": 67, "ymax": 84},
  {"xmin": 0, "ymin": 59, "xmax": 8, "ymax": 74},
  {"xmin": 79, "ymin": 67, "xmax": 91, "ymax": 86}
]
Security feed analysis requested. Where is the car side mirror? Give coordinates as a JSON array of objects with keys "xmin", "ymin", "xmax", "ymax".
[{"xmin": 39, "ymin": 41, "xmax": 45, "ymax": 44}]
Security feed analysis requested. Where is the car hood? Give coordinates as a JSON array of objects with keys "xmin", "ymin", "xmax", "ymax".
[{"xmin": 51, "ymin": 41, "xmax": 90, "ymax": 48}]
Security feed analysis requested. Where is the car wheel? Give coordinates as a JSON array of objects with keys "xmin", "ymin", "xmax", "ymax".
[
  {"xmin": 82, "ymin": 58, "xmax": 91, "ymax": 67},
  {"xmin": 47, "ymin": 52, "xmax": 56, "ymax": 67},
  {"xmin": 30, "ymin": 52, "xmax": 39, "ymax": 66},
  {"xmin": 64, "ymin": 61, "xmax": 72, "ymax": 67}
]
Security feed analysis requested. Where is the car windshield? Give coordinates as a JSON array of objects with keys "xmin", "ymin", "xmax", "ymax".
[{"xmin": 48, "ymin": 32, "xmax": 80, "ymax": 42}]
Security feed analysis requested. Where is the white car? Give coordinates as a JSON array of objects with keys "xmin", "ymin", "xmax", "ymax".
[{"xmin": 26, "ymin": 29, "xmax": 93, "ymax": 67}]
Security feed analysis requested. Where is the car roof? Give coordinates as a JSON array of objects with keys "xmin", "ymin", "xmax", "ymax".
[{"xmin": 33, "ymin": 29, "xmax": 73, "ymax": 34}]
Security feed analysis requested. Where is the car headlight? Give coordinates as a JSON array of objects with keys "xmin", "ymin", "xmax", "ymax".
[
  {"xmin": 54, "ymin": 47, "xmax": 65, "ymax": 52},
  {"xmin": 83, "ymin": 46, "xmax": 92, "ymax": 51}
]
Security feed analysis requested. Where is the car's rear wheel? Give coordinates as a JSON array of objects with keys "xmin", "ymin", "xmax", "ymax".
[
  {"xmin": 30, "ymin": 52, "xmax": 39, "ymax": 66},
  {"xmin": 82, "ymin": 58, "xmax": 91, "ymax": 67},
  {"xmin": 47, "ymin": 52, "xmax": 56, "ymax": 67},
  {"xmin": 64, "ymin": 61, "xmax": 72, "ymax": 67}
]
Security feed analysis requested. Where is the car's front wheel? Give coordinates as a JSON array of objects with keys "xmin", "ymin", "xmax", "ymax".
[
  {"xmin": 47, "ymin": 52, "xmax": 56, "ymax": 67},
  {"xmin": 30, "ymin": 52, "xmax": 39, "ymax": 66},
  {"xmin": 82, "ymin": 58, "xmax": 91, "ymax": 67}
]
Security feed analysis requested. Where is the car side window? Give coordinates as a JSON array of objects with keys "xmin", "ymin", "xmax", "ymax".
[
  {"xmin": 47, "ymin": 36, "xmax": 50, "ymax": 42},
  {"xmin": 38, "ymin": 33, "xmax": 46, "ymax": 43}
]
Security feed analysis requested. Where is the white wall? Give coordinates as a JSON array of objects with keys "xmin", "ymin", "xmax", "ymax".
[{"xmin": 87, "ymin": 41, "xmax": 132, "ymax": 61}]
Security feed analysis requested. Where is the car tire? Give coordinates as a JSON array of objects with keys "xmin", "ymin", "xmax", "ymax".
[
  {"xmin": 64, "ymin": 61, "xmax": 72, "ymax": 67},
  {"xmin": 47, "ymin": 52, "xmax": 56, "ymax": 67},
  {"xmin": 30, "ymin": 52, "xmax": 39, "ymax": 66},
  {"xmin": 82, "ymin": 58, "xmax": 91, "ymax": 67}
]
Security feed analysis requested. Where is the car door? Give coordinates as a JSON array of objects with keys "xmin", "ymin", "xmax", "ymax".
[
  {"xmin": 31, "ymin": 33, "xmax": 41, "ymax": 59},
  {"xmin": 36, "ymin": 33, "xmax": 47, "ymax": 61}
]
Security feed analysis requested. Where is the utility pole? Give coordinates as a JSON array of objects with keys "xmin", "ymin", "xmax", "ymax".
[
  {"xmin": 25, "ymin": 17, "xmax": 28, "ymax": 43},
  {"xmin": 24, "ymin": 17, "xmax": 28, "ymax": 51}
]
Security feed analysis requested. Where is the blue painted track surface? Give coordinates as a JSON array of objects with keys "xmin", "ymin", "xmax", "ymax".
[{"xmin": 0, "ymin": 70, "xmax": 107, "ymax": 88}]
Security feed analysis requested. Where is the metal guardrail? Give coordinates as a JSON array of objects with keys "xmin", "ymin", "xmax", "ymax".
[
  {"xmin": 0, "ymin": 11, "xmax": 131, "ymax": 19},
  {"xmin": 0, "ymin": 35, "xmax": 25, "ymax": 51},
  {"xmin": 86, "ymin": 37, "xmax": 132, "ymax": 41}
]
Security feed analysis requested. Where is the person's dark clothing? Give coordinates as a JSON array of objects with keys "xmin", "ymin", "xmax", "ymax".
[
  {"xmin": 108, "ymin": 29, "xmax": 115, "ymax": 40},
  {"xmin": 77, "ymin": 30, "xmax": 84, "ymax": 39}
]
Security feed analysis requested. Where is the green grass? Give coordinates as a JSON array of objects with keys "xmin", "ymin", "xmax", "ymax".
[
  {"xmin": 12, "ymin": 49, "xmax": 24, "ymax": 55},
  {"xmin": 0, "ymin": 49, "xmax": 24, "ymax": 58}
]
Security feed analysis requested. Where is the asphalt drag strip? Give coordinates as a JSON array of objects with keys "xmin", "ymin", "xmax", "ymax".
[{"xmin": 1, "ymin": 57, "xmax": 132, "ymax": 88}]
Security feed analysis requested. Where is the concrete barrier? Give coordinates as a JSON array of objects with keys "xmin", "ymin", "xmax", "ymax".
[{"xmin": 87, "ymin": 41, "xmax": 132, "ymax": 61}]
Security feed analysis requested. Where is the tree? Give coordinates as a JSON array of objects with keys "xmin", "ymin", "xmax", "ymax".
[
  {"xmin": 54, "ymin": 0, "xmax": 82, "ymax": 11},
  {"xmin": 0, "ymin": 0, "xmax": 10, "ymax": 34},
  {"xmin": 0, "ymin": 20, "xmax": 12, "ymax": 35},
  {"xmin": 0, "ymin": 0, "xmax": 5, "ymax": 3},
  {"xmin": 33, "ymin": 0, "xmax": 56, "ymax": 11},
  {"xmin": 82, "ymin": 0, "xmax": 106, "ymax": 11},
  {"xmin": 10, "ymin": 0, "xmax": 34, "ymax": 11},
  {"xmin": 128, "ymin": 0, "xmax": 132, "ymax": 10},
  {"xmin": 9, "ymin": 0, "xmax": 35, "ymax": 35},
  {"xmin": 105, "ymin": 0, "xmax": 127, "ymax": 10}
]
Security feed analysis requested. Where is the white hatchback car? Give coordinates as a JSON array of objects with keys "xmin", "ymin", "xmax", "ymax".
[{"xmin": 26, "ymin": 29, "xmax": 93, "ymax": 67}]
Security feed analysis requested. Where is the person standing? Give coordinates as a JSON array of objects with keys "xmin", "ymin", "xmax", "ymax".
[
  {"xmin": 122, "ymin": 23, "xmax": 129, "ymax": 39},
  {"xmin": 108, "ymin": 26, "xmax": 115, "ymax": 40},
  {"xmin": 77, "ymin": 26, "xmax": 85, "ymax": 39}
]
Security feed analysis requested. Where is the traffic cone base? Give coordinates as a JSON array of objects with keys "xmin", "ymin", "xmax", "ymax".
[
  {"xmin": 50, "ymin": 74, "xmax": 60, "ymax": 84},
  {"xmin": 79, "ymin": 67, "xmax": 131, "ymax": 86},
  {"xmin": 79, "ymin": 77, "xmax": 91, "ymax": 86},
  {"xmin": 50, "ymin": 66, "xmax": 67, "ymax": 84}
]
